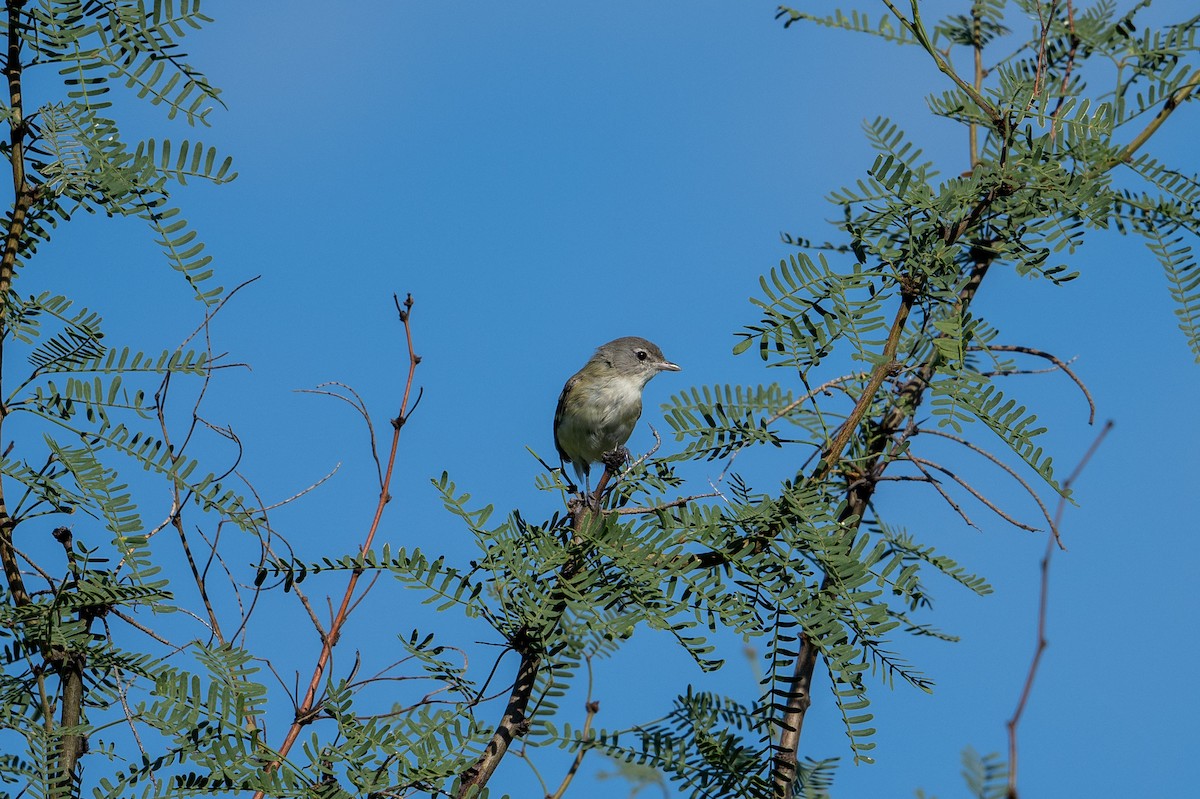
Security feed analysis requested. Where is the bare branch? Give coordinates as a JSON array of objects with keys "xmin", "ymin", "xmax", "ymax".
[
  {"xmin": 608, "ymin": 491, "xmax": 722, "ymax": 516},
  {"xmin": 295, "ymin": 382, "xmax": 383, "ymax": 488},
  {"xmin": 900, "ymin": 459, "xmax": 979, "ymax": 530},
  {"xmin": 908, "ymin": 455, "xmax": 1040, "ymax": 531},
  {"xmin": 916, "ymin": 427, "xmax": 1060, "ymax": 545},
  {"xmin": 253, "ymin": 294, "xmax": 423, "ymax": 792},
  {"xmin": 1006, "ymin": 420, "xmax": 1112, "ymax": 799},
  {"xmin": 972, "ymin": 344, "xmax": 1095, "ymax": 424},
  {"xmin": 549, "ymin": 656, "xmax": 599, "ymax": 799}
]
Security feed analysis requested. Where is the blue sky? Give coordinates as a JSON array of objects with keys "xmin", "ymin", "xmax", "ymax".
[{"xmin": 24, "ymin": 1, "xmax": 1200, "ymax": 797}]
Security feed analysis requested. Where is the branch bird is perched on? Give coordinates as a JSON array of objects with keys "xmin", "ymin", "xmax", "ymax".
[{"xmin": 553, "ymin": 336, "xmax": 681, "ymax": 493}]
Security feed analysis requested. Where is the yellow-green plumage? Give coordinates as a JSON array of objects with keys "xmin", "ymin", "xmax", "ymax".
[{"xmin": 553, "ymin": 336, "xmax": 680, "ymax": 485}]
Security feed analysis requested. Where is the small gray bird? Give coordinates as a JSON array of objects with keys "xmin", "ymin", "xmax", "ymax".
[{"xmin": 553, "ymin": 336, "xmax": 681, "ymax": 490}]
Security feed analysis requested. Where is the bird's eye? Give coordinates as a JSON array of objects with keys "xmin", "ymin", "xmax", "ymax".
[{"xmin": 635, "ymin": 349, "xmax": 648, "ymax": 361}]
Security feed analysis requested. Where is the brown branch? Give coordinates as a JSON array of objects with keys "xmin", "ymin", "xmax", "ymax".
[
  {"xmin": 696, "ymin": 278, "xmax": 927, "ymax": 574},
  {"xmin": 769, "ymin": 285, "xmax": 919, "ymax": 795},
  {"xmin": 0, "ymin": 0, "xmax": 33, "ymax": 608},
  {"xmin": 768, "ymin": 258, "xmax": 993, "ymax": 799},
  {"xmin": 1006, "ymin": 420, "xmax": 1112, "ymax": 799},
  {"xmin": 813, "ymin": 287, "xmax": 916, "ymax": 481},
  {"xmin": 916, "ymin": 427, "xmax": 1058, "ymax": 544},
  {"xmin": 457, "ymin": 475, "xmax": 603, "ymax": 797},
  {"xmin": 907, "ymin": 455, "xmax": 1040, "ymax": 532},
  {"xmin": 769, "ymin": 631, "xmax": 820, "ymax": 797},
  {"xmin": 457, "ymin": 640, "xmax": 541, "ymax": 797},
  {"xmin": 973, "ymin": 344, "xmax": 1095, "ymax": 424},
  {"xmin": 252, "ymin": 294, "xmax": 422, "ymax": 795},
  {"xmin": 549, "ymin": 657, "xmax": 598, "ymax": 799}
]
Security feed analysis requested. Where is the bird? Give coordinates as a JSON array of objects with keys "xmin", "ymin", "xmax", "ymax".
[{"xmin": 553, "ymin": 336, "xmax": 681, "ymax": 493}]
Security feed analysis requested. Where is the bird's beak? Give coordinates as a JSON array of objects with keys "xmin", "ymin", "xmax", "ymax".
[{"xmin": 660, "ymin": 360, "xmax": 681, "ymax": 372}]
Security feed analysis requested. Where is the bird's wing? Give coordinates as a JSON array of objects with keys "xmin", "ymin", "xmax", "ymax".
[{"xmin": 552, "ymin": 373, "xmax": 579, "ymax": 465}]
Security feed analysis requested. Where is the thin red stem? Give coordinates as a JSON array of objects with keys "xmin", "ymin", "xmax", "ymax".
[{"xmin": 253, "ymin": 294, "xmax": 421, "ymax": 791}]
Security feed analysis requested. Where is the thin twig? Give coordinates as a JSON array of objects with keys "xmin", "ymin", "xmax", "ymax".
[
  {"xmin": 971, "ymin": 344, "xmax": 1095, "ymax": 424},
  {"xmin": 103, "ymin": 617, "xmax": 158, "ymax": 791},
  {"xmin": 625, "ymin": 426, "xmax": 662, "ymax": 474},
  {"xmin": 902, "ymin": 459, "xmax": 979, "ymax": 530},
  {"xmin": 1049, "ymin": 0, "xmax": 1080, "ymax": 138},
  {"xmin": 764, "ymin": 372, "xmax": 870, "ymax": 426},
  {"xmin": 608, "ymin": 491, "xmax": 722, "ymax": 516},
  {"xmin": 916, "ymin": 427, "xmax": 1059, "ymax": 545},
  {"xmin": 10, "ymin": 542, "xmax": 56, "ymax": 585},
  {"xmin": 1006, "ymin": 420, "xmax": 1112, "ymax": 799},
  {"xmin": 176, "ymin": 276, "xmax": 262, "ymax": 351},
  {"xmin": 908, "ymin": 455, "xmax": 1040, "ymax": 531},
  {"xmin": 549, "ymin": 656, "xmax": 599, "ymax": 799},
  {"xmin": 1030, "ymin": 0, "xmax": 1057, "ymax": 98},
  {"xmin": 253, "ymin": 294, "xmax": 422, "ymax": 793},
  {"xmin": 295, "ymin": 382, "xmax": 383, "ymax": 488},
  {"xmin": 109, "ymin": 609, "xmax": 176, "ymax": 648},
  {"xmin": 245, "ymin": 465, "xmax": 341, "ymax": 513}
]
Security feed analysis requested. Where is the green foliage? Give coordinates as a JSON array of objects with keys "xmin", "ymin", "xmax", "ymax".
[
  {"xmin": 22, "ymin": 1, "xmax": 231, "ymax": 305},
  {"xmin": 960, "ymin": 747, "xmax": 1009, "ymax": 799},
  {"xmin": 588, "ymin": 689, "xmax": 777, "ymax": 798},
  {"xmin": 0, "ymin": 4, "xmax": 272, "ymax": 799},
  {"xmin": 1139, "ymin": 221, "xmax": 1200, "ymax": 360},
  {"xmin": 448, "ymin": 0, "xmax": 1191, "ymax": 793},
  {"xmin": 1, "ymin": 3, "xmax": 1195, "ymax": 799},
  {"xmin": 777, "ymin": 4, "xmax": 916, "ymax": 45},
  {"xmin": 734, "ymin": 254, "xmax": 891, "ymax": 370}
]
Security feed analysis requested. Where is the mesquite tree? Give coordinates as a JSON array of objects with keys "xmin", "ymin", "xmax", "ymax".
[{"xmin": 1, "ymin": 2, "xmax": 1196, "ymax": 799}]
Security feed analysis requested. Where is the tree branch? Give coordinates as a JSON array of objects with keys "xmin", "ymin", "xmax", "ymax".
[
  {"xmin": 457, "ymin": 644, "xmax": 541, "ymax": 798},
  {"xmin": 768, "ymin": 258, "xmax": 992, "ymax": 798},
  {"xmin": 0, "ymin": 0, "xmax": 33, "ymax": 608},
  {"xmin": 1006, "ymin": 420, "xmax": 1112, "ymax": 799},
  {"xmin": 457, "ymin": 478, "xmax": 602, "ymax": 796},
  {"xmin": 252, "ymin": 294, "xmax": 422, "ymax": 794},
  {"xmin": 1102, "ymin": 69, "xmax": 1200, "ymax": 172},
  {"xmin": 973, "ymin": 344, "xmax": 1095, "ymax": 424}
]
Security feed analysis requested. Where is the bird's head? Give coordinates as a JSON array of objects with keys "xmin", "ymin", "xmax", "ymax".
[{"xmin": 596, "ymin": 336, "xmax": 681, "ymax": 385}]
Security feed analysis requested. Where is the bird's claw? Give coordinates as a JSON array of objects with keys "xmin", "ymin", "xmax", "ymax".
[{"xmin": 601, "ymin": 446, "xmax": 631, "ymax": 474}]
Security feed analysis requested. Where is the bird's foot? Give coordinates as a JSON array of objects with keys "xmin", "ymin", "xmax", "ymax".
[{"xmin": 601, "ymin": 446, "xmax": 631, "ymax": 475}]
